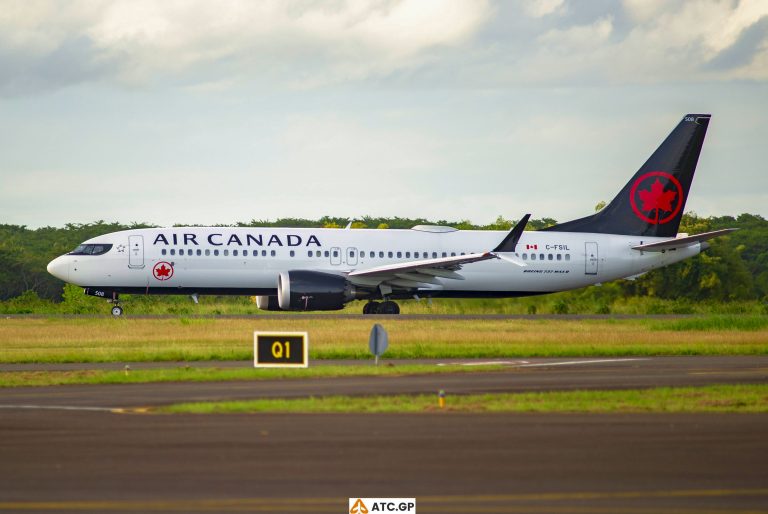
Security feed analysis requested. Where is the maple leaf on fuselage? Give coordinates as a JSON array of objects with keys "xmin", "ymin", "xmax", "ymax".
[
  {"xmin": 638, "ymin": 178, "xmax": 676, "ymax": 214},
  {"xmin": 155, "ymin": 265, "xmax": 171, "ymax": 277}
]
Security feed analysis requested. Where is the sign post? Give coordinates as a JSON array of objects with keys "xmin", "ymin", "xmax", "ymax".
[
  {"xmin": 254, "ymin": 332, "xmax": 308, "ymax": 368},
  {"xmin": 369, "ymin": 324, "xmax": 389, "ymax": 366}
]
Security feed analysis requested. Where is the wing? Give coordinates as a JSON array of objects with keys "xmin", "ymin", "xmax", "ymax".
[
  {"xmin": 346, "ymin": 215, "xmax": 531, "ymax": 292},
  {"xmin": 631, "ymin": 228, "xmax": 737, "ymax": 252},
  {"xmin": 348, "ymin": 252, "xmax": 497, "ymax": 289}
]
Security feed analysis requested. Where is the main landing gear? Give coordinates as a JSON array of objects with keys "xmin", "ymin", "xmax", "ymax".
[{"xmin": 363, "ymin": 300, "xmax": 400, "ymax": 315}]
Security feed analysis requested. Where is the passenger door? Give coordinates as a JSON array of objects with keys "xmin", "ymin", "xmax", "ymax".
[
  {"xmin": 128, "ymin": 235, "xmax": 145, "ymax": 269},
  {"xmin": 585, "ymin": 242, "xmax": 598, "ymax": 275}
]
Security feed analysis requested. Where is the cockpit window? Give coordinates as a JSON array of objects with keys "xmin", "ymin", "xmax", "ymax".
[{"xmin": 69, "ymin": 244, "xmax": 113, "ymax": 256}]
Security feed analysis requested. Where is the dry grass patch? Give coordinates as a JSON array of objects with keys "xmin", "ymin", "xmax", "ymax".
[{"xmin": 0, "ymin": 317, "xmax": 766, "ymax": 363}]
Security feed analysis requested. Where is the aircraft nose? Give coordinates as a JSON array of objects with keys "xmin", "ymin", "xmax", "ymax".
[{"xmin": 47, "ymin": 256, "xmax": 70, "ymax": 282}]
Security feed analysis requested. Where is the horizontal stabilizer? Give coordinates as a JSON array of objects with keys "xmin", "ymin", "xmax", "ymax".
[{"xmin": 631, "ymin": 228, "xmax": 737, "ymax": 252}]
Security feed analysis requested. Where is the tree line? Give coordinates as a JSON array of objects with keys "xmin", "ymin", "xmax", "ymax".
[{"xmin": 0, "ymin": 213, "xmax": 766, "ymax": 303}]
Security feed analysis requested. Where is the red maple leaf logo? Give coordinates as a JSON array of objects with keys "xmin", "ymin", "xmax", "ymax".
[
  {"xmin": 638, "ymin": 178, "xmax": 677, "ymax": 222},
  {"xmin": 152, "ymin": 261, "xmax": 174, "ymax": 280},
  {"xmin": 629, "ymin": 171, "xmax": 683, "ymax": 225}
]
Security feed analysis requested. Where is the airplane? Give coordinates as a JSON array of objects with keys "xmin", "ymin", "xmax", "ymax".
[{"xmin": 47, "ymin": 113, "xmax": 735, "ymax": 316}]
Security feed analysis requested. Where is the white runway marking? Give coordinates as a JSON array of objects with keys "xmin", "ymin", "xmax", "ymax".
[
  {"xmin": 518, "ymin": 358, "xmax": 650, "ymax": 368},
  {"xmin": 436, "ymin": 358, "xmax": 649, "ymax": 368},
  {"xmin": 437, "ymin": 360, "xmax": 529, "ymax": 367}
]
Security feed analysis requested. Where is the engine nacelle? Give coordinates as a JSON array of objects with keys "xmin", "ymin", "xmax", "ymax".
[
  {"xmin": 277, "ymin": 271, "xmax": 355, "ymax": 311},
  {"xmin": 255, "ymin": 295, "xmax": 281, "ymax": 311}
]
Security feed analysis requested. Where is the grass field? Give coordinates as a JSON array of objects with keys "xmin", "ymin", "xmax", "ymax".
[
  {"xmin": 0, "ymin": 316, "xmax": 766, "ymax": 363},
  {"xmin": 158, "ymin": 384, "xmax": 768, "ymax": 414},
  {"xmin": 0, "ymin": 364, "xmax": 507, "ymax": 388}
]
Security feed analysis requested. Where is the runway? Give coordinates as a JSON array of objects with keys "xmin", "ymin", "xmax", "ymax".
[
  {"xmin": 2, "ymin": 313, "xmax": 697, "ymax": 320},
  {"xmin": 1, "ymin": 356, "xmax": 766, "ymax": 409},
  {"xmin": 1, "ymin": 357, "xmax": 766, "ymax": 513},
  {"xmin": 0, "ymin": 411, "xmax": 766, "ymax": 513}
]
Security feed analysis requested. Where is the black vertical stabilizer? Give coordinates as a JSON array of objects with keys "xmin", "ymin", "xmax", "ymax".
[{"xmin": 543, "ymin": 114, "xmax": 710, "ymax": 237}]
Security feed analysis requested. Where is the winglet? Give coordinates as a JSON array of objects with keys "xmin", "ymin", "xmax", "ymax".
[{"xmin": 493, "ymin": 214, "xmax": 531, "ymax": 253}]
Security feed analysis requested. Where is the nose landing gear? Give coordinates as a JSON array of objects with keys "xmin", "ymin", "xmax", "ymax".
[{"xmin": 110, "ymin": 293, "xmax": 123, "ymax": 317}]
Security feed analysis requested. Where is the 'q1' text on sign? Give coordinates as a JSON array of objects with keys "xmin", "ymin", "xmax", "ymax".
[{"xmin": 253, "ymin": 332, "xmax": 308, "ymax": 368}]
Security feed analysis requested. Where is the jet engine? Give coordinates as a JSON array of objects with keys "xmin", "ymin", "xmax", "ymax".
[
  {"xmin": 255, "ymin": 295, "xmax": 281, "ymax": 311},
  {"xmin": 277, "ymin": 271, "xmax": 357, "ymax": 311}
]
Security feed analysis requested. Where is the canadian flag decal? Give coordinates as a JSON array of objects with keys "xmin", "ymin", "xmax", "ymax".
[{"xmin": 526, "ymin": 244, "xmax": 538, "ymax": 250}]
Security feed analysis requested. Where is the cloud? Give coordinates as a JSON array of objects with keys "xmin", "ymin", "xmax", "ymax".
[
  {"xmin": 521, "ymin": 0, "xmax": 565, "ymax": 18},
  {"xmin": 0, "ymin": 0, "xmax": 766, "ymax": 96},
  {"xmin": 477, "ymin": 0, "xmax": 768, "ymax": 86},
  {"xmin": 0, "ymin": 0, "xmax": 491, "ymax": 94}
]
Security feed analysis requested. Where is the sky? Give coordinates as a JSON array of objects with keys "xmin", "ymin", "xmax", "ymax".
[{"xmin": 0, "ymin": 0, "xmax": 766, "ymax": 228}]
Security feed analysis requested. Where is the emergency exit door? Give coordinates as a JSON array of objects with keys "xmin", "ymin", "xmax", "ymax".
[
  {"xmin": 585, "ymin": 242, "xmax": 598, "ymax": 275},
  {"xmin": 330, "ymin": 247, "xmax": 342, "ymax": 266},
  {"xmin": 128, "ymin": 235, "xmax": 145, "ymax": 269}
]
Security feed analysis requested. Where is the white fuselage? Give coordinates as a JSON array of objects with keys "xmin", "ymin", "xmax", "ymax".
[{"xmin": 47, "ymin": 226, "xmax": 700, "ymax": 298}]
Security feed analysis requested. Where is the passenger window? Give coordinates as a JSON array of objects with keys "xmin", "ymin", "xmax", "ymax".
[
  {"xmin": 262, "ymin": 250, "xmax": 267, "ymax": 257},
  {"xmin": 196, "ymin": 249, "xmax": 201, "ymax": 256},
  {"xmin": 557, "ymin": 254, "xmax": 562, "ymax": 261},
  {"xmin": 333, "ymin": 250, "xmax": 339, "ymax": 257},
  {"xmin": 308, "ymin": 251, "xmax": 313, "ymax": 257},
  {"xmin": 388, "ymin": 252, "xmax": 393, "ymax": 258},
  {"xmin": 270, "ymin": 250, "xmax": 276, "ymax": 257},
  {"xmin": 405, "ymin": 252, "xmax": 410, "ymax": 258},
  {"xmin": 214, "ymin": 249, "xmax": 219, "ymax": 256},
  {"xmin": 370, "ymin": 251, "xmax": 375, "ymax": 258},
  {"xmin": 205, "ymin": 249, "xmax": 210, "ymax": 256},
  {"xmin": 451, "ymin": 252, "xmax": 456, "ymax": 256},
  {"xmin": 223, "ymin": 249, "xmax": 229, "ymax": 256},
  {"xmin": 324, "ymin": 250, "xmax": 329, "ymax": 257},
  {"xmin": 161, "ymin": 249, "xmax": 167, "ymax": 256},
  {"xmin": 170, "ymin": 249, "xmax": 176, "ymax": 256},
  {"xmin": 290, "ymin": 250, "xmax": 295, "ymax": 257},
  {"xmin": 531, "ymin": 254, "xmax": 536, "ymax": 260},
  {"xmin": 442, "ymin": 252, "xmax": 447, "ymax": 257},
  {"xmin": 397, "ymin": 251, "xmax": 402, "ymax": 258},
  {"xmin": 548, "ymin": 254, "xmax": 553, "ymax": 260},
  {"xmin": 565, "ymin": 254, "xmax": 571, "ymax": 261},
  {"xmin": 432, "ymin": 252, "xmax": 437, "ymax": 258},
  {"xmin": 539, "ymin": 253, "xmax": 544, "ymax": 260},
  {"xmin": 349, "ymin": 250, "xmax": 355, "ymax": 257},
  {"xmin": 379, "ymin": 251, "xmax": 384, "ymax": 258},
  {"xmin": 522, "ymin": 253, "xmax": 528, "ymax": 260},
  {"xmin": 233, "ymin": 250, "xmax": 238, "ymax": 256}
]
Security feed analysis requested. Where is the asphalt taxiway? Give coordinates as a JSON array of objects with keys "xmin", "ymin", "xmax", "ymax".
[
  {"xmin": 0, "ymin": 356, "xmax": 766, "ymax": 513},
  {"xmin": 1, "ymin": 356, "xmax": 766, "ymax": 408}
]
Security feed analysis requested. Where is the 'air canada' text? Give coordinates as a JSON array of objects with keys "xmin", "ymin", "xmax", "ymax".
[{"xmin": 152, "ymin": 233, "xmax": 321, "ymax": 247}]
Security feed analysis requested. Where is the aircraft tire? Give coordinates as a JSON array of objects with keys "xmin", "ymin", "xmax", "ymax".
[
  {"xmin": 111, "ymin": 305, "xmax": 124, "ymax": 317},
  {"xmin": 379, "ymin": 301, "xmax": 400, "ymax": 315},
  {"xmin": 363, "ymin": 301, "xmax": 381, "ymax": 315}
]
